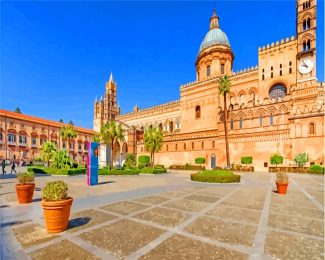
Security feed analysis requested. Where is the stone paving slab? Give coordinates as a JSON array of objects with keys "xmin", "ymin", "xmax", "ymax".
[
  {"xmin": 12, "ymin": 223, "xmax": 58, "ymax": 249},
  {"xmin": 133, "ymin": 207, "xmax": 190, "ymax": 228},
  {"xmin": 139, "ymin": 234, "xmax": 248, "ymax": 260},
  {"xmin": 183, "ymin": 194, "xmax": 221, "ymax": 203},
  {"xmin": 264, "ymin": 230, "xmax": 324, "ymax": 260},
  {"xmin": 100, "ymin": 201, "xmax": 150, "ymax": 215},
  {"xmin": 205, "ymin": 206, "xmax": 261, "ymax": 225},
  {"xmin": 185, "ymin": 216, "xmax": 257, "ymax": 246},
  {"xmin": 268, "ymin": 213, "xmax": 324, "ymax": 237},
  {"xmin": 78, "ymin": 219, "xmax": 165, "ymax": 259},
  {"xmin": 270, "ymin": 204, "xmax": 324, "ymax": 220},
  {"xmin": 67, "ymin": 209, "xmax": 117, "ymax": 233},
  {"xmin": 271, "ymin": 194, "xmax": 318, "ymax": 209},
  {"xmin": 163, "ymin": 198, "xmax": 210, "ymax": 212},
  {"xmin": 133, "ymin": 195, "xmax": 171, "ymax": 205},
  {"xmin": 29, "ymin": 239, "xmax": 100, "ymax": 260},
  {"xmin": 221, "ymin": 198, "xmax": 264, "ymax": 210}
]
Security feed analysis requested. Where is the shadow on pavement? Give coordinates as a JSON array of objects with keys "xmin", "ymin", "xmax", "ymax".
[
  {"xmin": 97, "ymin": 181, "xmax": 115, "ymax": 185},
  {"xmin": 68, "ymin": 217, "xmax": 91, "ymax": 230},
  {"xmin": 0, "ymin": 220, "xmax": 32, "ymax": 228}
]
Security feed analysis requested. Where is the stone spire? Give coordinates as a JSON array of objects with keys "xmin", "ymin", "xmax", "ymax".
[{"xmin": 109, "ymin": 72, "xmax": 114, "ymax": 82}]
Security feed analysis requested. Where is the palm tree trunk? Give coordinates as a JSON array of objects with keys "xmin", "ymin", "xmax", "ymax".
[
  {"xmin": 110, "ymin": 141, "xmax": 114, "ymax": 168},
  {"xmin": 152, "ymin": 152, "xmax": 155, "ymax": 167},
  {"xmin": 223, "ymin": 93, "xmax": 230, "ymax": 167}
]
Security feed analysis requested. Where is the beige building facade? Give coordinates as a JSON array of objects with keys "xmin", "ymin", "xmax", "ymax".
[
  {"xmin": 94, "ymin": 0, "xmax": 324, "ymax": 171},
  {"xmin": 0, "ymin": 110, "xmax": 95, "ymax": 164}
]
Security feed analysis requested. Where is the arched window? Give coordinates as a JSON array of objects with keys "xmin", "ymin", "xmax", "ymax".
[
  {"xmin": 192, "ymin": 142, "xmax": 194, "ymax": 149},
  {"xmin": 240, "ymin": 94, "xmax": 245, "ymax": 105},
  {"xmin": 195, "ymin": 106, "xmax": 201, "ymax": 119},
  {"xmin": 309, "ymin": 122, "xmax": 315, "ymax": 134},
  {"xmin": 280, "ymin": 64, "xmax": 282, "ymax": 76},
  {"xmin": 206, "ymin": 65, "xmax": 211, "ymax": 76},
  {"xmin": 289, "ymin": 61, "xmax": 292, "ymax": 74},
  {"xmin": 166, "ymin": 144, "xmax": 168, "ymax": 151},
  {"xmin": 262, "ymin": 69, "xmax": 265, "ymax": 81},
  {"xmin": 184, "ymin": 143, "xmax": 186, "ymax": 150},
  {"xmin": 201, "ymin": 142, "xmax": 204, "ymax": 149},
  {"xmin": 303, "ymin": 41, "xmax": 306, "ymax": 51},
  {"xmin": 159, "ymin": 123, "xmax": 163, "ymax": 131},
  {"xmin": 169, "ymin": 121, "xmax": 173, "ymax": 132},
  {"xmin": 270, "ymin": 113, "xmax": 273, "ymax": 126},
  {"xmin": 229, "ymin": 104, "xmax": 234, "ymax": 111},
  {"xmin": 269, "ymin": 84, "xmax": 287, "ymax": 101},
  {"xmin": 259, "ymin": 115, "xmax": 263, "ymax": 127},
  {"xmin": 212, "ymin": 140, "xmax": 215, "ymax": 148},
  {"xmin": 307, "ymin": 18, "xmax": 311, "ymax": 29},
  {"xmin": 230, "ymin": 119, "xmax": 234, "ymax": 130},
  {"xmin": 239, "ymin": 118, "xmax": 243, "ymax": 129},
  {"xmin": 306, "ymin": 39, "xmax": 311, "ymax": 50},
  {"xmin": 270, "ymin": 66, "xmax": 273, "ymax": 78},
  {"xmin": 175, "ymin": 144, "xmax": 178, "ymax": 151}
]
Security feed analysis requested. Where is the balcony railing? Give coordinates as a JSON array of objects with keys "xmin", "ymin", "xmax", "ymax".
[
  {"xmin": 69, "ymin": 147, "xmax": 75, "ymax": 151},
  {"xmin": 8, "ymin": 141, "xmax": 16, "ymax": 146},
  {"xmin": 19, "ymin": 142, "xmax": 27, "ymax": 147},
  {"xmin": 31, "ymin": 144, "xmax": 37, "ymax": 148}
]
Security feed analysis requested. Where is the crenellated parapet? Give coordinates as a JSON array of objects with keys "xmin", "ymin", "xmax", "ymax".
[
  {"xmin": 258, "ymin": 36, "xmax": 296, "ymax": 54},
  {"xmin": 232, "ymin": 65, "xmax": 258, "ymax": 76}
]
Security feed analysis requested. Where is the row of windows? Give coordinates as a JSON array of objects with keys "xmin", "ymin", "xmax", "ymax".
[
  {"xmin": 262, "ymin": 62, "xmax": 292, "ymax": 80},
  {"xmin": 229, "ymin": 114, "xmax": 274, "ymax": 129},
  {"xmin": 165, "ymin": 140, "xmax": 216, "ymax": 151},
  {"xmin": 302, "ymin": 0, "xmax": 311, "ymax": 9},
  {"xmin": 206, "ymin": 63, "xmax": 225, "ymax": 77}
]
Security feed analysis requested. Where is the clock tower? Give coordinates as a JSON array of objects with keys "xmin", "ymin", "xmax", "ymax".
[{"xmin": 296, "ymin": 0, "xmax": 317, "ymax": 83}]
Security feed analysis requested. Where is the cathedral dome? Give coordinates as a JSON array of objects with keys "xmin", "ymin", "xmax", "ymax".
[{"xmin": 199, "ymin": 28, "xmax": 230, "ymax": 52}]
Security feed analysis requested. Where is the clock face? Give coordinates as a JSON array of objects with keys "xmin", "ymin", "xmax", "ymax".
[{"xmin": 299, "ymin": 58, "xmax": 314, "ymax": 74}]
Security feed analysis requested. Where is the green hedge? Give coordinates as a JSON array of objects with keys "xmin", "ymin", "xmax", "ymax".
[
  {"xmin": 140, "ymin": 167, "xmax": 167, "ymax": 174},
  {"xmin": 138, "ymin": 155, "xmax": 150, "ymax": 165},
  {"xmin": 307, "ymin": 164, "xmax": 324, "ymax": 174},
  {"xmin": 191, "ymin": 170, "xmax": 241, "ymax": 183},
  {"xmin": 27, "ymin": 166, "xmax": 86, "ymax": 175},
  {"xmin": 195, "ymin": 157, "xmax": 205, "ymax": 165},
  {"xmin": 99, "ymin": 168, "xmax": 140, "ymax": 175},
  {"xmin": 241, "ymin": 156, "xmax": 253, "ymax": 165}
]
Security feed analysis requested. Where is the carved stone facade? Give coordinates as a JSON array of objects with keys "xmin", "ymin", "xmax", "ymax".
[{"xmin": 94, "ymin": 0, "xmax": 324, "ymax": 170}]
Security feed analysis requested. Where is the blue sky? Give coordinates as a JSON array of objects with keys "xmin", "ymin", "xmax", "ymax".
[{"xmin": 1, "ymin": 0, "xmax": 324, "ymax": 129}]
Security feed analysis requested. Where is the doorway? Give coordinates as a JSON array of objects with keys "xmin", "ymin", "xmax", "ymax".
[{"xmin": 211, "ymin": 154, "xmax": 216, "ymax": 169}]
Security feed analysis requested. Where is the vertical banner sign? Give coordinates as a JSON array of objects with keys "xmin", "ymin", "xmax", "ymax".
[{"xmin": 87, "ymin": 141, "xmax": 99, "ymax": 186}]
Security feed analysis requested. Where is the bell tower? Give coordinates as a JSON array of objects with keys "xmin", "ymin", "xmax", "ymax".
[{"xmin": 296, "ymin": 0, "xmax": 317, "ymax": 83}]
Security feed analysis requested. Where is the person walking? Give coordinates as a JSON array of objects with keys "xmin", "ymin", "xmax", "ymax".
[
  {"xmin": 1, "ymin": 160, "xmax": 6, "ymax": 175},
  {"xmin": 11, "ymin": 160, "xmax": 17, "ymax": 174}
]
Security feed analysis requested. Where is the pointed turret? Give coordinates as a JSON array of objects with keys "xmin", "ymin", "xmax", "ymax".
[{"xmin": 109, "ymin": 72, "xmax": 114, "ymax": 83}]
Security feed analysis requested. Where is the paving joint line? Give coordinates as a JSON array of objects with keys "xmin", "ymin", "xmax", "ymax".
[
  {"xmin": 126, "ymin": 186, "xmax": 243, "ymax": 259},
  {"xmin": 268, "ymin": 227, "xmax": 324, "ymax": 241}
]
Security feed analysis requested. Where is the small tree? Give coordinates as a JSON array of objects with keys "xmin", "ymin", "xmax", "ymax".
[
  {"xmin": 92, "ymin": 133, "xmax": 100, "ymax": 143},
  {"xmin": 60, "ymin": 125, "xmax": 77, "ymax": 149},
  {"xmin": 270, "ymin": 154, "xmax": 284, "ymax": 167},
  {"xmin": 68, "ymin": 120, "xmax": 74, "ymax": 126},
  {"xmin": 195, "ymin": 157, "xmax": 205, "ymax": 165},
  {"xmin": 241, "ymin": 156, "xmax": 253, "ymax": 165},
  {"xmin": 125, "ymin": 154, "xmax": 136, "ymax": 168},
  {"xmin": 294, "ymin": 153, "xmax": 308, "ymax": 168},
  {"xmin": 52, "ymin": 150, "xmax": 72, "ymax": 169},
  {"xmin": 59, "ymin": 119, "xmax": 64, "ymax": 123},
  {"xmin": 40, "ymin": 142, "xmax": 57, "ymax": 166},
  {"xmin": 143, "ymin": 127, "xmax": 163, "ymax": 166}
]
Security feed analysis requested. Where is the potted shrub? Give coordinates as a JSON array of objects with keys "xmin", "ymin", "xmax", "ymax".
[
  {"xmin": 16, "ymin": 172, "xmax": 35, "ymax": 204},
  {"xmin": 42, "ymin": 181, "xmax": 73, "ymax": 233},
  {"xmin": 276, "ymin": 172, "xmax": 289, "ymax": 194}
]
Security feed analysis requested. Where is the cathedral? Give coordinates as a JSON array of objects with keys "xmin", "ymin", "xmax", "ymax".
[{"xmin": 94, "ymin": 0, "xmax": 324, "ymax": 171}]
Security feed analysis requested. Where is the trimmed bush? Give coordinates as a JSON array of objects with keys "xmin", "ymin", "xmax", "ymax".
[
  {"xmin": 27, "ymin": 166, "xmax": 86, "ymax": 175},
  {"xmin": 270, "ymin": 154, "xmax": 284, "ymax": 167},
  {"xmin": 138, "ymin": 155, "xmax": 150, "ymax": 166},
  {"xmin": 241, "ymin": 156, "xmax": 253, "ymax": 165},
  {"xmin": 191, "ymin": 170, "xmax": 240, "ymax": 183},
  {"xmin": 169, "ymin": 164, "xmax": 205, "ymax": 170},
  {"xmin": 308, "ymin": 164, "xmax": 324, "ymax": 174},
  {"xmin": 17, "ymin": 172, "xmax": 34, "ymax": 184},
  {"xmin": 99, "ymin": 168, "xmax": 140, "ymax": 175},
  {"xmin": 195, "ymin": 157, "xmax": 205, "ymax": 165},
  {"xmin": 140, "ymin": 167, "xmax": 167, "ymax": 174}
]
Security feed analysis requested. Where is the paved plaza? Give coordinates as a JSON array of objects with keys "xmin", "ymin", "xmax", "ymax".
[{"xmin": 0, "ymin": 170, "xmax": 324, "ymax": 259}]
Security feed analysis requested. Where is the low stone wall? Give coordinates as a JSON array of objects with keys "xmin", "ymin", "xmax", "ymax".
[{"xmin": 269, "ymin": 166, "xmax": 308, "ymax": 173}]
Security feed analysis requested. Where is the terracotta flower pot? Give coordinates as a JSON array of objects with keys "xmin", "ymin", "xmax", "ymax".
[
  {"xmin": 42, "ymin": 197, "xmax": 73, "ymax": 234},
  {"xmin": 276, "ymin": 182, "xmax": 288, "ymax": 195},
  {"xmin": 16, "ymin": 183, "xmax": 35, "ymax": 204}
]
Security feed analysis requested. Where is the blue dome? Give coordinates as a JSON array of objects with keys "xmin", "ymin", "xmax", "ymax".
[{"xmin": 199, "ymin": 28, "xmax": 230, "ymax": 52}]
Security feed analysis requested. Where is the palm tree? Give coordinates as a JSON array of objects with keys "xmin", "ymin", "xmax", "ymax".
[
  {"xmin": 60, "ymin": 125, "xmax": 77, "ymax": 149},
  {"xmin": 143, "ymin": 126, "xmax": 163, "ymax": 167},
  {"xmin": 14, "ymin": 107, "xmax": 22, "ymax": 113},
  {"xmin": 116, "ymin": 124, "xmax": 125, "ymax": 167},
  {"xmin": 219, "ymin": 75, "xmax": 231, "ymax": 168},
  {"xmin": 100, "ymin": 121, "xmax": 122, "ymax": 167},
  {"xmin": 40, "ymin": 141, "xmax": 57, "ymax": 167},
  {"xmin": 92, "ymin": 133, "xmax": 100, "ymax": 143},
  {"xmin": 52, "ymin": 149, "xmax": 72, "ymax": 169}
]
